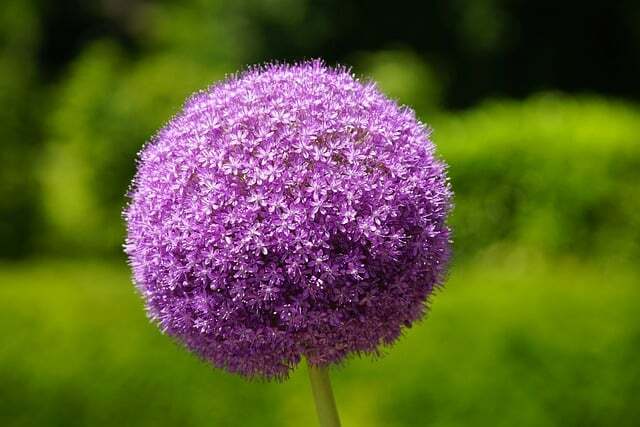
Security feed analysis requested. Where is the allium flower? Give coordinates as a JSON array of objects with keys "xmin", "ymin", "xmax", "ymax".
[{"xmin": 124, "ymin": 60, "xmax": 452, "ymax": 379}]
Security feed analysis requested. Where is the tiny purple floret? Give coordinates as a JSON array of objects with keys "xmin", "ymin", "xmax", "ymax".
[{"xmin": 124, "ymin": 60, "xmax": 452, "ymax": 379}]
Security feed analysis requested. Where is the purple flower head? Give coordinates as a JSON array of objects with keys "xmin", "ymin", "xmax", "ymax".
[{"xmin": 124, "ymin": 60, "xmax": 452, "ymax": 379}]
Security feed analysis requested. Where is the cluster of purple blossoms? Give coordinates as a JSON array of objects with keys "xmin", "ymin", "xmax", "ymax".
[{"xmin": 125, "ymin": 61, "xmax": 452, "ymax": 379}]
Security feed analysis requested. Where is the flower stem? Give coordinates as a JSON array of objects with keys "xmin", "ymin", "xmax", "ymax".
[{"xmin": 307, "ymin": 361, "xmax": 342, "ymax": 427}]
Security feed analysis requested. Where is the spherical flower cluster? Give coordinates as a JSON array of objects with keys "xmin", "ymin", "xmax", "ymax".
[{"xmin": 124, "ymin": 61, "xmax": 452, "ymax": 379}]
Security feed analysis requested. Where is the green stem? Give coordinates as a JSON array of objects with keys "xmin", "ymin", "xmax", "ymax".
[{"xmin": 307, "ymin": 361, "xmax": 342, "ymax": 427}]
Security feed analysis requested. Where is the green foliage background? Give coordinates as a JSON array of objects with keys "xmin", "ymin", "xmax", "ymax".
[{"xmin": 1, "ymin": 0, "xmax": 639, "ymax": 426}]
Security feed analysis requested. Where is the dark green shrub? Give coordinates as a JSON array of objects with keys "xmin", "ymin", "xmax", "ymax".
[
  {"xmin": 0, "ymin": 0, "xmax": 42, "ymax": 258},
  {"xmin": 41, "ymin": 42, "xmax": 227, "ymax": 254},
  {"xmin": 433, "ymin": 94, "xmax": 640, "ymax": 262}
]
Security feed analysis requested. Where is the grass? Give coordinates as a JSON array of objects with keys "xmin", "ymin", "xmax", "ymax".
[{"xmin": 1, "ymin": 253, "xmax": 638, "ymax": 427}]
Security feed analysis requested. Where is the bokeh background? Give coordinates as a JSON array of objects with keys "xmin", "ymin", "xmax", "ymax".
[{"xmin": 2, "ymin": 1, "xmax": 639, "ymax": 426}]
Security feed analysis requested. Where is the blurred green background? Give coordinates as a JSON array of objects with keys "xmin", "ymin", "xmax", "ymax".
[{"xmin": 1, "ymin": 1, "xmax": 639, "ymax": 426}]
